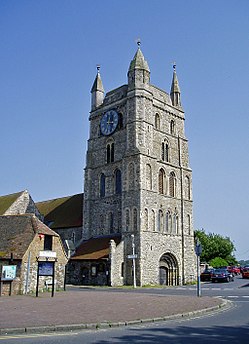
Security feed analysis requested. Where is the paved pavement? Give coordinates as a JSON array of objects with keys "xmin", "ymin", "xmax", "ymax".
[{"xmin": 0, "ymin": 287, "xmax": 228, "ymax": 335}]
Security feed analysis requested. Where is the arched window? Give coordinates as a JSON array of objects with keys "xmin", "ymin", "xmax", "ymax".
[
  {"xmin": 162, "ymin": 140, "xmax": 169, "ymax": 162},
  {"xmin": 185, "ymin": 176, "xmax": 191, "ymax": 200},
  {"xmin": 133, "ymin": 208, "xmax": 138, "ymax": 232},
  {"xmin": 157, "ymin": 209, "xmax": 163, "ymax": 232},
  {"xmin": 176, "ymin": 215, "xmax": 179, "ymax": 234},
  {"xmin": 155, "ymin": 113, "xmax": 160, "ymax": 130},
  {"xmin": 151, "ymin": 210, "xmax": 155, "ymax": 231},
  {"xmin": 159, "ymin": 168, "xmax": 166, "ymax": 194},
  {"xmin": 125, "ymin": 209, "xmax": 130, "ymax": 231},
  {"xmin": 168, "ymin": 213, "xmax": 172, "ymax": 233},
  {"xmin": 144, "ymin": 208, "xmax": 148, "ymax": 231},
  {"xmin": 173, "ymin": 213, "xmax": 178, "ymax": 234},
  {"xmin": 170, "ymin": 120, "xmax": 175, "ymax": 135},
  {"xmin": 169, "ymin": 172, "xmax": 176, "ymax": 197},
  {"xmin": 165, "ymin": 211, "xmax": 169, "ymax": 232},
  {"xmin": 146, "ymin": 164, "xmax": 152, "ymax": 190},
  {"xmin": 100, "ymin": 173, "xmax": 105, "ymax": 197},
  {"xmin": 106, "ymin": 141, "xmax": 114, "ymax": 163},
  {"xmin": 107, "ymin": 144, "xmax": 110, "ymax": 163},
  {"xmin": 115, "ymin": 169, "xmax": 122, "ymax": 194},
  {"xmin": 128, "ymin": 163, "xmax": 135, "ymax": 190},
  {"xmin": 111, "ymin": 143, "xmax": 114, "ymax": 162}
]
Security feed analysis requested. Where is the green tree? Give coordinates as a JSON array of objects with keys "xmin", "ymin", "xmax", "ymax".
[
  {"xmin": 209, "ymin": 257, "xmax": 229, "ymax": 268},
  {"xmin": 194, "ymin": 229, "xmax": 236, "ymax": 265}
]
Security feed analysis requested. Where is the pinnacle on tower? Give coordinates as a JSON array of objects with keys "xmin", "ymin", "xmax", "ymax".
[
  {"xmin": 91, "ymin": 65, "xmax": 104, "ymax": 110},
  {"xmin": 170, "ymin": 64, "xmax": 182, "ymax": 108},
  {"xmin": 128, "ymin": 41, "xmax": 150, "ymax": 73},
  {"xmin": 128, "ymin": 41, "xmax": 150, "ymax": 89}
]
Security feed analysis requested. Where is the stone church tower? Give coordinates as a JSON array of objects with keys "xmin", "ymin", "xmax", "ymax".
[{"xmin": 83, "ymin": 45, "xmax": 196, "ymax": 286}]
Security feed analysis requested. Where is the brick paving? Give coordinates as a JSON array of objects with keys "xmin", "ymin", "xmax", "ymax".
[{"xmin": 0, "ymin": 288, "xmax": 224, "ymax": 332}]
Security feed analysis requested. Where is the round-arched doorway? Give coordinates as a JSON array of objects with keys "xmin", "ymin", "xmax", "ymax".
[{"xmin": 159, "ymin": 253, "xmax": 179, "ymax": 286}]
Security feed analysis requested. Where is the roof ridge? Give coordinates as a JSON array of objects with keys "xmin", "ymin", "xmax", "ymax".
[
  {"xmin": 0, "ymin": 190, "xmax": 25, "ymax": 198},
  {"xmin": 36, "ymin": 193, "xmax": 83, "ymax": 204}
]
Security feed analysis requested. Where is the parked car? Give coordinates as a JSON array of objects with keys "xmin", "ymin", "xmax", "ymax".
[
  {"xmin": 200, "ymin": 268, "xmax": 214, "ymax": 281},
  {"xmin": 227, "ymin": 266, "xmax": 240, "ymax": 275},
  {"xmin": 211, "ymin": 268, "xmax": 234, "ymax": 283},
  {"xmin": 242, "ymin": 266, "xmax": 249, "ymax": 279}
]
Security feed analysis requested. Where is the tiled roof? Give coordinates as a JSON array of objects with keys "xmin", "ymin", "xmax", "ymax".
[
  {"xmin": 36, "ymin": 193, "xmax": 83, "ymax": 229},
  {"xmin": 0, "ymin": 191, "xmax": 24, "ymax": 215},
  {"xmin": 71, "ymin": 234, "xmax": 121, "ymax": 260},
  {"xmin": 0, "ymin": 214, "xmax": 59, "ymax": 259}
]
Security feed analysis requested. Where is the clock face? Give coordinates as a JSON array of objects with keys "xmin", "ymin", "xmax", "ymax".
[{"xmin": 100, "ymin": 110, "xmax": 119, "ymax": 136}]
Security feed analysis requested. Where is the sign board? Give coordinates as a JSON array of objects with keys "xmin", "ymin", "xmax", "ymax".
[
  {"xmin": 127, "ymin": 254, "xmax": 138, "ymax": 259},
  {"xmin": 39, "ymin": 251, "xmax": 57, "ymax": 258},
  {"xmin": 38, "ymin": 261, "xmax": 54, "ymax": 276},
  {"xmin": 1, "ymin": 265, "xmax": 17, "ymax": 280},
  {"xmin": 195, "ymin": 243, "xmax": 202, "ymax": 256}
]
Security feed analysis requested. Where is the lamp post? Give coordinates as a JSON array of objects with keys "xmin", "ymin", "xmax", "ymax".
[{"xmin": 131, "ymin": 234, "xmax": 136, "ymax": 289}]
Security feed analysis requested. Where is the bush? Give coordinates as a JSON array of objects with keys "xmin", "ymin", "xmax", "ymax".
[{"xmin": 209, "ymin": 257, "xmax": 228, "ymax": 268}]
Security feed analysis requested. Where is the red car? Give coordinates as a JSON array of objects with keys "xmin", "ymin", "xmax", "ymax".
[
  {"xmin": 242, "ymin": 267, "xmax": 249, "ymax": 279},
  {"xmin": 227, "ymin": 266, "xmax": 240, "ymax": 275}
]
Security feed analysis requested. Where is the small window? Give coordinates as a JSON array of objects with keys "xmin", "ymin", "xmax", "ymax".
[
  {"xmin": 44, "ymin": 235, "xmax": 52, "ymax": 251},
  {"xmin": 165, "ymin": 211, "xmax": 169, "ymax": 232},
  {"xmin": 151, "ymin": 210, "xmax": 155, "ymax": 231},
  {"xmin": 170, "ymin": 120, "xmax": 175, "ymax": 135},
  {"xmin": 107, "ymin": 144, "xmax": 111, "ymax": 163},
  {"xmin": 169, "ymin": 214, "xmax": 172, "ymax": 233},
  {"xmin": 159, "ymin": 168, "xmax": 166, "ymax": 194},
  {"xmin": 106, "ymin": 142, "xmax": 114, "ymax": 163},
  {"xmin": 173, "ymin": 214, "xmax": 178, "ymax": 234},
  {"xmin": 161, "ymin": 141, "xmax": 169, "ymax": 162},
  {"xmin": 185, "ymin": 176, "xmax": 191, "ymax": 200},
  {"xmin": 155, "ymin": 113, "xmax": 160, "ymax": 129},
  {"xmin": 157, "ymin": 210, "xmax": 163, "ymax": 232},
  {"xmin": 169, "ymin": 172, "xmax": 176, "ymax": 197},
  {"xmin": 111, "ymin": 143, "xmax": 114, "ymax": 162}
]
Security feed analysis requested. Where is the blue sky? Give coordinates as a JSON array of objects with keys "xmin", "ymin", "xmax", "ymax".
[{"xmin": 1, "ymin": 0, "xmax": 249, "ymax": 261}]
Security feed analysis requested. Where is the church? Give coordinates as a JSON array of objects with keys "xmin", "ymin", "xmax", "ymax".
[
  {"xmin": 0, "ymin": 44, "xmax": 196, "ymax": 288},
  {"xmin": 69, "ymin": 43, "xmax": 196, "ymax": 287}
]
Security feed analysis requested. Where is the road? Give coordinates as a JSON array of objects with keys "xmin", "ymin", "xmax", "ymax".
[{"xmin": 0, "ymin": 275, "xmax": 248, "ymax": 343}]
